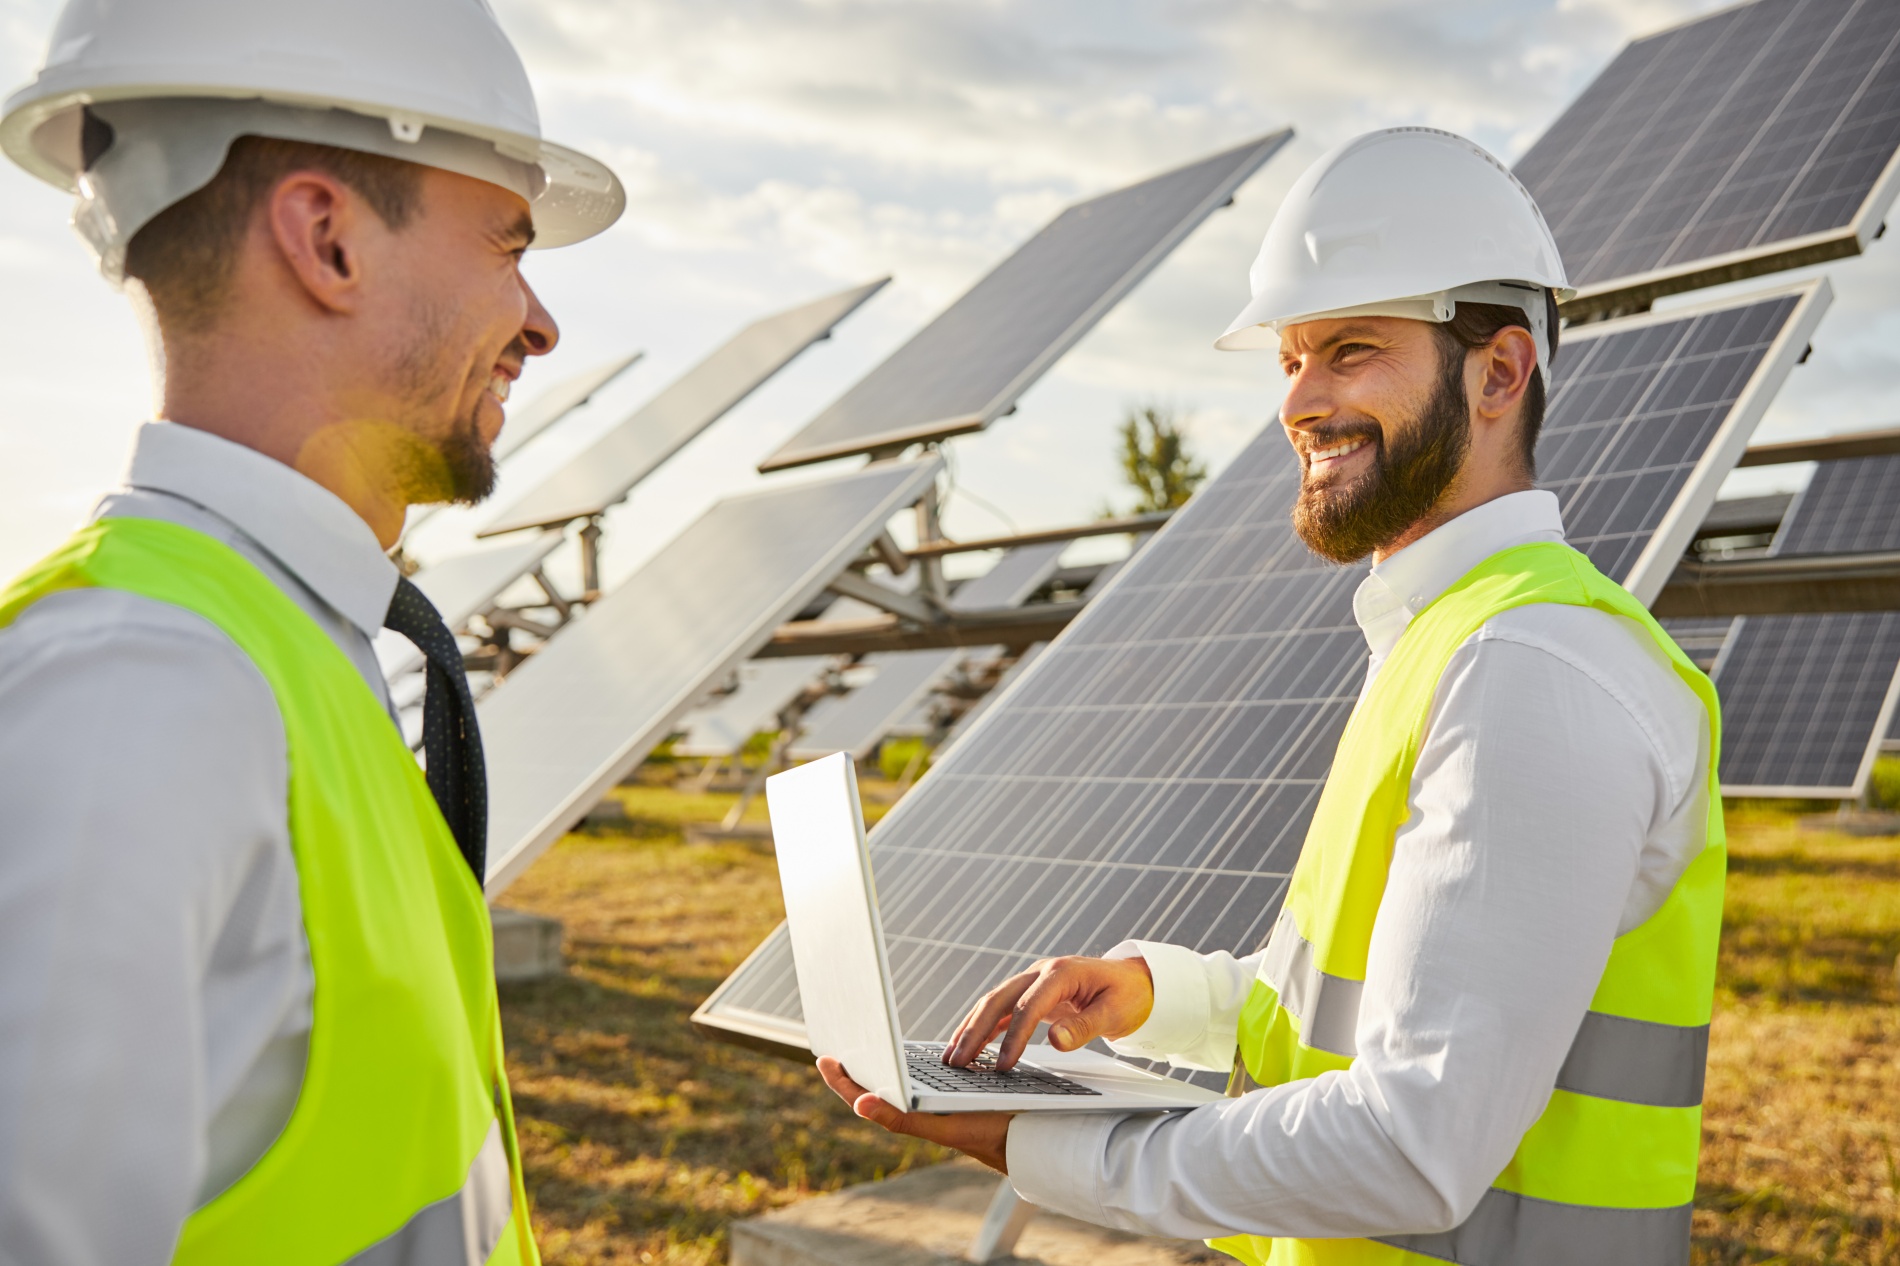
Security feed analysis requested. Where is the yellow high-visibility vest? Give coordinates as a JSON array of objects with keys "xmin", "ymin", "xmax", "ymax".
[
  {"xmin": 0, "ymin": 517, "xmax": 539, "ymax": 1266},
  {"xmin": 1215, "ymin": 541, "xmax": 1724, "ymax": 1266}
]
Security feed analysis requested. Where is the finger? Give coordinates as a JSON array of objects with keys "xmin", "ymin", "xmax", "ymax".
[
  {"xmin": 816, "ymin": 1056, "xmax": 871, "ymax": 1105},
  {"xmin": 946, "ymin": 970, "xmax": 1039, "ymax": 1065},
  {"xmin": 994, "ymin": 969, "xmax": 1075, "ymax": 1069},
  {"xmin": 851, "ymin": 1092, "xmax": 918, "ymax": 1133}
]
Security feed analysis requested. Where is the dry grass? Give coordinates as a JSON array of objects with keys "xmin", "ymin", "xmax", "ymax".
[
  {"xmin": 1694, "ymin": 805, "xmax": 1900, "ymax": 1265},
  {"xmin": 497, "ymin": 774, "xmax": 1900, "ymax": 1265},
  {"xmin": 497, "ymin": 770, "xmax": 948, "ymax": 1265}
]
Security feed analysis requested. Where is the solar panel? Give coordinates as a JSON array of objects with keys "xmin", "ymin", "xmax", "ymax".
[
  {"xmin": 481, "ymin": 280, "xmax": 889, "ymax": 537},
  {"xmin": 1659, "ymin": 615, "xmax": 1734, "ymax": 672},
  {"xmin": 1714, "ymin": 452, "xmax": 1900, "ymax": 797},
  {"xmin": 788, "ymin": 542, "xmax": 1069, "ymax": 761},
  {"xmin": 694, "ymin": 278, "xmax": 1830, "ymax": 1061},
  {"xmin": 673, "ymin": 656, "xmax": 835, "ymax": 759},
  {"xmin": 757, "ymin": 132, "xmax": 1292, "ymax": 473},
  {"xmin": 373, "ymin": 534, "xmax": 564, "ymax": 680},
  {"xmin": 496, "ymin": 350, "xmax": 644, "ymax": 463},
  {"xmin": 480, "ymin": 457, "xmax": 942, "ymax": 895},
  {"xmin": 1517, "ymin": 0, "xmax": 1900, "ymax": 314},
  {"xmin": 671, "ymin": 598, "xmax": 886, "ymax": 759}
]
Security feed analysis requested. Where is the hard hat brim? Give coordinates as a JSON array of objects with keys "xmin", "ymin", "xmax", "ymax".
[{"xmin": 2, "ymin": 81, "xmax": 625, "ymax": 249}]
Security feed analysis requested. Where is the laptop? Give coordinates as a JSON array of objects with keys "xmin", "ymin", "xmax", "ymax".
[{"xmin": 767, "ymin": 751, "xmax": 1225, "ymax": 1113}]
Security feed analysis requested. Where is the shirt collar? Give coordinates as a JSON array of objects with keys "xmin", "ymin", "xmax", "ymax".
[
  {"xmin": 1352, "ymin": 489, "xmax": 1567, "ymax": 668},
  {"xmin": 121, "ymin": 421, "xmax": 400, "ymax": 636}
]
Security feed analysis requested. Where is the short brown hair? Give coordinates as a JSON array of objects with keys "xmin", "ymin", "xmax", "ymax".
[
  {"xmin": 124, "ymin": 136, "xmax": 423, "ymax": 334},
  {"xmin": 1433, "ymin": 294, "xmax": 1559, "ymax": 476}
]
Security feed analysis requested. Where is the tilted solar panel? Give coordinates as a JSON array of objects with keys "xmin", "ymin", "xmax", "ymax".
[
  {"xmin": 673, "ymin": 655, "xmax": 835, "ymax": 759},
  {"xmin": 481, "ymin": 280, "xmax": 889, "ymax": 537},
  {"xmin": 757, "ymin": 132, "xmax": 1292, "ymax": 473},
  {"xmin": 480, "ymin": 457, "xmax": 942, "ymax": 895},
  {"xmin": 788, "ymin": 542, "xmax": 1069, "ymax": 761},
  {"xmin": 1517, "ymin": 0, "xmax": 1900, "ymax": 315},
  {"xmin": 1715, "ymin": 452, "xmax": 1900, "ymax": 797},
  {"xmin": 495, "ymin": 350, "xmax": 644, "ymax": 463},
  {"xmin": 694, "ymin": 279, "xmax": 1829, "ymax": 1062}
]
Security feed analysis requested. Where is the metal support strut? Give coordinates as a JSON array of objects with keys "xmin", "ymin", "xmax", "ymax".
[
  {"xmin": 577, "ymin": 515, "xmax": 604, "ymax": 602},
  {"xmin": 968, "ymin": 1179, "xmax": 1035, "ymax": 1262}
]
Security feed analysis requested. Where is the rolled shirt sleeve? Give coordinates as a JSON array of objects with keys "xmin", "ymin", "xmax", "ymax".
[
  {"xmin": 1101, "ymin": 941, "xmax": 1261, "ymax": 1074},
  {"xmin": 1005, "ymin": 624, "xmax": 1700, "ymax": 1241}
]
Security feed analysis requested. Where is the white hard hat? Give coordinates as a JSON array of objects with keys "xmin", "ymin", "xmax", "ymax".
[
  {"xmin": 1, "ymin": 0, "xmax": 626, "ymax": 282},
  {"xmin": 1216, "ymin": 127, "xmax": 1574, "ymax": 375}
]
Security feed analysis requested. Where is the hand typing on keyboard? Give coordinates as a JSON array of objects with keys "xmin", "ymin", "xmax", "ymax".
[{"xmin": 903, "ymin": 1043, "xmax": 1100, "ymax": 1096}]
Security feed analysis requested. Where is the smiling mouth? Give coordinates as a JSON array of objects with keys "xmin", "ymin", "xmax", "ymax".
[
  {"xmin": 1308, "ymin": 436, "xmax": 1370, "ymax": 468},
  {"xmin": 486, "ymin": 373, "xmax": 512, "ymax": 404}
]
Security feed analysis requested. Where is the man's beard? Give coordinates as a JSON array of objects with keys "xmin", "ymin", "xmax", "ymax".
[
  {"xmin": 1291, "ymin": 351, "xmax": 1471, "ymax": 565},
  {"xmin": 388, "ymin": 298, "xmax": 504, "ymax": 507},
  {"xmin": 434, "ymin": 402, "xmax": 497, "ymax": 505}
]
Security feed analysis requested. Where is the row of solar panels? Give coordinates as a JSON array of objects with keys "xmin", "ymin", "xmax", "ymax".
[
  {"xmin": 690, "ymin": 0, "xmax": 1900, "ymax": 1060},
  {"xmin": 375, "ymin": 0, "xmax": 1900, "ymax": 1061}
]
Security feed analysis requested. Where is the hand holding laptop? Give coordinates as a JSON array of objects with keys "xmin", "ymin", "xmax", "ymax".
[
  {"xmin": 816, "ymin": 1056, "xmax": 1015, "ymax": 1174},
  {"xmin": 770, "ymin": 753, "xmax": 1222, "ymax": 1175}
]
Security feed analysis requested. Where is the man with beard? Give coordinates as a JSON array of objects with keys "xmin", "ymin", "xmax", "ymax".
[
  {"xmin": 0, "ymin": 1, "xmax": 623, "ymax": 1261},
  {"xmin": 819, "ymin": 129, "xmax": 1722, "ymax": 1266}
]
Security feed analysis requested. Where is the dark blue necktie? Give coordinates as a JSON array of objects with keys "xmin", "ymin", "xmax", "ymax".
[{"xmin": 383, "ymin": 577, "xmax": 487, "ymax": 883}]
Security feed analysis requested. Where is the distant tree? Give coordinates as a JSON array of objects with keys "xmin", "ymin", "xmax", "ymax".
[{"xmin": 1115, "ymin": 403, "xmax": 1207, "ymax": 514}]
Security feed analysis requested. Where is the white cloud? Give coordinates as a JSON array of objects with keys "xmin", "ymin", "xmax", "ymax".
[{"xmin": 0, "ymin": 0, "xmax": 1884, "ymax": 588}]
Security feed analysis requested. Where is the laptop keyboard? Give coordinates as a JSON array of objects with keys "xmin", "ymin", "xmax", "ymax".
[{"xmin": 903, "ymin": 1043, "xmax": 1102, "ymax": 1096}]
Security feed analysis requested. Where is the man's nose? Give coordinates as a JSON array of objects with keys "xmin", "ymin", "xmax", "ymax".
[
  {"xmin": 519, "ymin": 277, "xmax": 559, "ymax": 357},
  {"xmin": 1280, "ymin": 365, "xmax": 1334, "ymax": 436}
]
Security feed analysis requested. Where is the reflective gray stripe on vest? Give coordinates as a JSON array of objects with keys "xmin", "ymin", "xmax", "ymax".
[
  {"xmin": 1377, "ymin": 1187, "xmax": 1691, "ymax": 1266},
  {"xmin": 1257, "ymin": 912, "xmax": 1708, "ymax": 1105},
  {"xmin": 1259, "ymin": 908, "xmax": 1362, "ymax": 1057},
  {"xmin": 1556, "ymin": 1011, "xmax": 1707, "ymax": 1109},
  {"xmin": 347, "ymin": 1121, "xmax": 512, "ymax": 1265}
]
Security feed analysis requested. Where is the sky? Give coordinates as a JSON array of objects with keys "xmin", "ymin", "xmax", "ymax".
[{"xmin": 1, "ymin": 0, "xmax": 1896, "ymax": 589}]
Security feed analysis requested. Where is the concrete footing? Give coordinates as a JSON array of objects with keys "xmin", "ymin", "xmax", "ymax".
[
  {"xmin": 490, "ymin": 907, "xmax": 564, "ymax": 982},
  {"xmin": 1800, "ymin": 809, "xmax": 1900, "ymax": 836},
  {"xmin": 730, "ymin": 1159, "xmax": 1220, "ymax": 1266}
]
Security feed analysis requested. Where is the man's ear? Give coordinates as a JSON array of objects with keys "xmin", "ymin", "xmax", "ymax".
[
  {"xmin": 1471, "ymin": 325, "xmax": 1538, "ymax": 422},
  {"xmin": 264, "ymin": 171, "xmax": 367, "ymax": 315}
]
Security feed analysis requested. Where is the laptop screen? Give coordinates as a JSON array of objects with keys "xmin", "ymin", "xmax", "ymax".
[{"xmin": 767, "ymin": 752, "xmax": 910, "ymax": 1108}]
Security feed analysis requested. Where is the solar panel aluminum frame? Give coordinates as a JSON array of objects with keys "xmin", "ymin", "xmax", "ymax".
[
  {"xmin": 1563, "ymin": 144, "xmax": 1897, "ymax": 320},
  {"xmin": 692, "ymin": 276, "xmax": 1834, "ymax": 1061},
  {"xmin": 1611, "ymin": 276, "xmax": 1832, "ymax": 606},
  {"xmin": 480, "ymin": 456, "xmax": 943, "ymax": 897},
  {"xmin": 757, "ymin": 131, "xmax": 1293, "ymax": 473},
  {"xmin": 1541, "ymin": 0, "xmax": 1900, "ymax": 320}
]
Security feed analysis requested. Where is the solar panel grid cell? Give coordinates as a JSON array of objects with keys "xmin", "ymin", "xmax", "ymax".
[
  {"xmin": 1715, "ymin": 453, "xmax": 1900, "ymax": 796},
  {"xmin": 1515, "ymin": 0, "xmax": 1900, "ymax": 300},
  {"xmin": 696, "ymin": 287, "xmax": 1815, "ymax": 1062}
]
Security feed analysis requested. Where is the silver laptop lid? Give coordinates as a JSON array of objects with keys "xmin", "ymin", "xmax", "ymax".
[{"xmin": 766, "ymin": 752, "xmax": 910, "ymax": 1107}]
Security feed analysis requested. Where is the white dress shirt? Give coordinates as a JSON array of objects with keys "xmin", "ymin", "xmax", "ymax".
[
  {"xmin": 0, "ymin": 422, "xmax": 400, "ymax": 1266},
  {"xmin": 1006, "ymin": 490, "xmax": 1711, "ymax": 1242}
]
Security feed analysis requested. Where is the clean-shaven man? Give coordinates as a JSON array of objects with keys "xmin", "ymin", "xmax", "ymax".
[
  {"xmin": 821, "ymin": 129, "xmax": 1722, "ymax": 1266},
  {"xmin": 0, "ymin": 0, "xmax": 623, "ymax": 1260}
]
